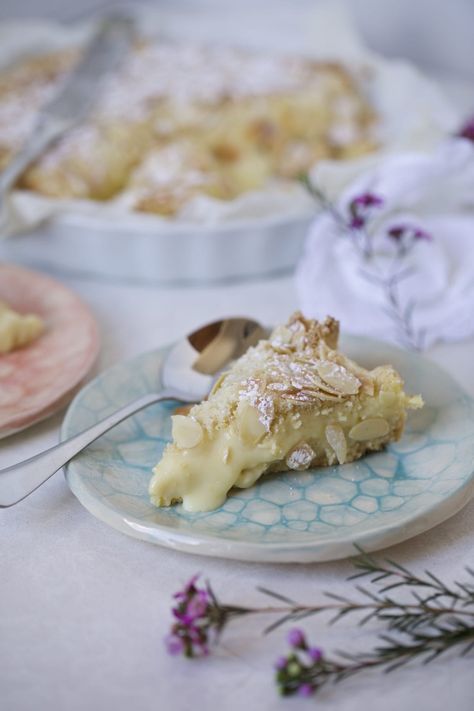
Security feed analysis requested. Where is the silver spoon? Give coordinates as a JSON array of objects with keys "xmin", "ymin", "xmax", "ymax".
[{"xmin": 0, "ymin": 317, "xmax": 266, "ymax": 508}]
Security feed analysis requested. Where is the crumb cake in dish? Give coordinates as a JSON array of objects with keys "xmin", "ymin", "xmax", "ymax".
[
  {"xmin": 0, "ymin": 42, "xmax": 377, "ymax": 216},
  {"xmin": 149, "ymin": 314, "xmax": 423, "ymax": 512},
  {"xmin": 0, "ymin": 300, "xmax": 44, "ymax": 354}
]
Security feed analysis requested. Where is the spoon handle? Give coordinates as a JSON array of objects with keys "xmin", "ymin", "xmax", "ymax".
[{"xmin": 0, "ymin": 388, "xmax": 189, "ymax": 508}]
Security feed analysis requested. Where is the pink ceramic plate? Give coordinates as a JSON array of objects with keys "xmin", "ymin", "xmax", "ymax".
[{"xmin": 0, "ymin": 263, "xmax": 100, "ymax": 438}]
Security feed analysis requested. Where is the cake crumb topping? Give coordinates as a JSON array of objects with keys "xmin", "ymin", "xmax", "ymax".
[{"xmin": 191, "ymin": 313, "xmax": 371, "ymax": 434}]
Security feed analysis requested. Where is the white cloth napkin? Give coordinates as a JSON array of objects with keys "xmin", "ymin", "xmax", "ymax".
[{"xmin": 296, "ymin": 139, "xmax": 474, "ymax": 349}]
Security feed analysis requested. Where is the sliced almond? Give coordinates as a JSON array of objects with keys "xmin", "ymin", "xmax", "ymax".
[
  {"xmin": 349, "ymin": 417, "xmax": 389, "ymax": 441},
  {"xmin": 316, "ymin": 360, "xmax": 361, "ymax": 395},
  {"xmin": 291, "ymin": 358, "xmax": 345, "ymax": 394},
  {"xmin": 290, "ymin": 371, "xmax": 340, "ymax": 395},
  {"xmin": 271, "ymin": 325, "xmax": 293, "ymax": 346},
  {"xmin": 271, "ymin": 345, "xmax": 293, "ymax": 356},
  {"xmin": 325, "ymin": 423, "xmax": 347, "ymax": 464},
  {"xmin": 286, "ymin": 442, "xmax": 315, "ymax": 471},
  {"xmin": 289, "ymin": 325, "xmax": 307, "ymax": 351},
  {"xmin": 172, "ymin": 415, "xmax": 203, "ymax": 449},
  {"xmin": 239, "ymin": 402, "xmax": 267, "ymax": 444},
  {"xmin": 282, "ymin": 388, "xmax": 341, "ymax": 403}
]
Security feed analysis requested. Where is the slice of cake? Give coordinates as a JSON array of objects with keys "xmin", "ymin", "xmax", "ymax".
[{"xmin": 149, "ymin": 314, "xmax": 422, "ymax": 512}]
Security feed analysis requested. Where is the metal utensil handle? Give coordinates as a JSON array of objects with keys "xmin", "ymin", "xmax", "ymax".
[
  {"xmin": 0, "ymin": 388, "xmax": 187, "ymax": 508},
  {"xmin": 43, "ymin": 13, "xmax": 135, "ymax": 122}
]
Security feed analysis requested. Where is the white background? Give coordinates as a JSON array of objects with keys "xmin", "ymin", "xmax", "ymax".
[
  {"xmin": 1, "ymin": 0, "xmax": 474, "ymax": 82},
  {"xmin": 1, "ymin": 2, "xmax": 474, "ymax": 711},
  {"xmin": 1, "ymin": 274, "xmax": 474, "ymax": 711}
]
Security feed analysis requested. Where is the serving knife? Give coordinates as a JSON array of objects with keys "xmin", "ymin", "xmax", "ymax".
[{"xmin": 0, "ymin": 13, "xmax": 135, "ymax": 217}]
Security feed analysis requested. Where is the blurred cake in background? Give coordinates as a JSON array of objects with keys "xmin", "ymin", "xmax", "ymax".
[{"xmin": 0, "ymin": 41, "xmax": 377, "ymax": 216}]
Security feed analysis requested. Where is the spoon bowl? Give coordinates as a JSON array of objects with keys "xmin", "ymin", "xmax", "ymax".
[{"xmin": 163, "ymin": 317, "xmax": 267, "ymax": 398}]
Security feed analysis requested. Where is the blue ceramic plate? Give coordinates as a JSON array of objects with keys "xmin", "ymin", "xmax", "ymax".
[{"xmin": 62, "ymin": 337, "xmax": 474, "ymax": 562}]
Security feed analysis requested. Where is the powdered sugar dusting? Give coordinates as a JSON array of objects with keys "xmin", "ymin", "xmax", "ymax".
[
  {"xmin": 0, "ymin": 83, "xmax": 59, "ymax": 149},
  {"xmin": 97, "ymin": 42, "xmax": 330, "ymax": 119},
  {"xmin": 239, "ymin": 377, "xmax": 275, "ymax": 432},
  {"xmin": 0, "ymin": 41, "xmax": 375, "ymax": 212},
  {"xmin": 316, "ymin": 360, "xmax": 361, "ymax": 395},
  {"xmin": 231, "ymin": 315, "xmax": 360, "ymax": 430},
  {"xmin": 0, "ymin": 41, "xmax": 366, "ymax": 155},
  {"xmin": 133, "ymin": 143, "xmax": 212, "ymax": 194}
]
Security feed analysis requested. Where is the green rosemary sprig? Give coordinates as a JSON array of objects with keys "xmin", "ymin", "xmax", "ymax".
[
  {"xmin": 165, "ymin": 551, "xmax": 474, "ymax": 697},
  {"xmin": 275, "ymin": 619, "xmax": 474, "ymax": 697}
]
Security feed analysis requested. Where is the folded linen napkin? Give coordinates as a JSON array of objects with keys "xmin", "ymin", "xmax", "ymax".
[{"xmin": 296, "ymin": 139, "xmax": 474, "ymax": 349}]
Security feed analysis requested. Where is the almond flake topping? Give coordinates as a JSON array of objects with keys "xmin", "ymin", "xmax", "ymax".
[
  {"xmin": 325, "ymin": 423, "xmax": 348, "ymax": 464},
  {"xmin": 316, "ymin": 360, "xmax": 361, "ymax": 395},
  {"xmin": 349, "ymin": 417, "xmax": 390, "ymax": 441},
  {"xmin": 172, "ymin": 416, "xmax": 203, "ymax": 449}
]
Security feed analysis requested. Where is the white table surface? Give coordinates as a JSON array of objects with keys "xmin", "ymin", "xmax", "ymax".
[
  {"xmin": 1, "ymin": 0, "xmax": 473, "ymax": 704},
  {"xmin": 1, "ymin": 268, "xmax": 473, "ymax": 711}
]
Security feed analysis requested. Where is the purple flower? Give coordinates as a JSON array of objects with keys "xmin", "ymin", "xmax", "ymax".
[
  {"xmin": 186, "ymin": 590, "xmax": 210, "ymax": 620},
  {"xmin": 387, "ymin": 226, "xmax": 404, "ymax": 241},
  {"xmin": 174, "ymin": 574, "xmax": 200, "ymax": 602},
  {"xmin": 458, "ymin": 117, "xmax": 474, "ymax": 142},
  {"xmin": 353, "ymin": 193, "xmax": 384, "ymax": 207},
  {"xmin": 165, "ymin": 575, "xmax": 215, "ymax": 658},
  {"xmin": 387, "ymin": 224, "xmax": 432, "ymax": 245},
  {"xmin": 287, "ymin": 628, "xmax": 307, "ymax": 649},
  {"xmin": 308, "ymin": 646, "xmax": 323, "ymax": 662},
  {"xmin": 348, "ymin": 192, "xmax": 384, "ymax": 230},
  {"xmin": 275, "ymin": 632, "xmax": 324, "ymax": 697},
  {"xmin": 298, "ymin": 683, "xmax": 315, "ymax": 698}
]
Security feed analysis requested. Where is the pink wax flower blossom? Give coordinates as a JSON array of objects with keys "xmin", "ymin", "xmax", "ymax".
[
  {"xmin": 165, "ymin": 575, "xmax": 215, "ymax": 658},
  {"xmin": 287, "ymin": 628, "xmax": 307, "ymax": 649},
  {"xmin": 308, "ymin": 646, "xmax": 323, "ymax": 662},
  {"xmin": 275, "ymin": 632, "xmax": 325, "ymax": 697},
  {"xmin": 298, "ymin": 683, "xmax": 315, "ymax": 697}
]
